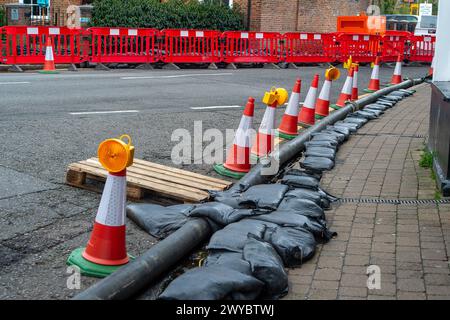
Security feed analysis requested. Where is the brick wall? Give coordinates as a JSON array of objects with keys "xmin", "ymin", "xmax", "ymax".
[{"xmin": 234, "ymin": 0, "xmax": 371, "ymax": 32}]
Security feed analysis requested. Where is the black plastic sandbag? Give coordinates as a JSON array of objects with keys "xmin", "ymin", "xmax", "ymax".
[
  {"xmin": 304, "ymin": 146, "xmax": 336, "ymax": 160},
  {"xmin": 209, "ymin": 189, "xmax": 242, "ymax": 209},
  {"xmin": 207, "ymin": 219, "xmax": 277, "ymax": 252},
  {"xmin": 127, "ymin": 203, "xmax": 194, "ymax": 239},
  {"xmin": 280, "ymin": 174, "xmax": 320, "ymax": 190},
  {"xmin": 310, "ymin": 134, "xmax": 339, "ymax": 146},
  {"xmin": 283, "ymin": 168, "xmax": 322, "ymax": 180},
  {"xmin": 312, "ymin": 130, "xmax": 345, "ymax": 143},
  {"xmin": 238, "ymin": 184, "xmax": 289, "ymax": 210},
  {"xmin": 352, "ymin": 110, "xmax": 378, "ymax": 120},
  {"xmin": 364, "ymin": 105, "xmax": 386, "ymax": 113},
  {"xmin": 205, "ymin": 250, "xmax": 251, "ymax": 274},
  {"xmin": 376, "ymin": 99, "xmax": 395, "ymax": 107},
  {"xmin": 305, "ymin": 140, "xmax": 338, "ymax": 150},
  {"xmin": 243, "ymin": 234, "xmax": 288, "ymax": 299},
  {"xmin": 383, "ymin": 94, "xmax": 402, "ymax": 102},
  {"xmin": 252, "ymin": 210, "xmax": 335, "ymax": 242},
  {"xmin": 277, "ymin": 197, "xmax": 325, "ymax": 220},
  {"xmin": 188, "ymin": 202, "xmax": 262, "ymax": 225},
  {"xmin": 264, "ymin": 226, "xmax": 317, "ymax": 267},
  {"xmin": 284, "ymin": 188, "xmax": 326, "ymax": 208},
  {"xmin": 326, "ymin": 125, "xmax": 350, "ymax": 140},
  {"xmin": 334, "ymin": 121, "xmax": 358, "ymax": 133},
  {"xmin": 301, "ymin": 156, "xmax": 335, "ymax": 173},
  {"xmin": 158, "ymin": 265, "xmax": 264, "ymax": 300},
  {"xmin": 343, "ymin": 117, "xmax": 368, "ymax": 127}
]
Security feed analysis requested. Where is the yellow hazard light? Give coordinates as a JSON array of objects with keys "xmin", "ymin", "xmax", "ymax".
[
  {"xmin": 98, "ymin": 134, "xmax": 135, "ymax": 173},
  {"xmin": 262, "ymin": 87, "xmax": 288, "ymax": 106},
  {"xmin": 343, "ymin": 56, "xmax": 353, "ymax": 69},
  {"xmin": 325, "ymin": 66, "xmax": 340, "ymax": 81}
]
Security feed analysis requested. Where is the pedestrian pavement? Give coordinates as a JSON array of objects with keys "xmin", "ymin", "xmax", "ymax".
[{"xmin": 284, "ymin": 83, "xmax": 450, "ymax": 300}]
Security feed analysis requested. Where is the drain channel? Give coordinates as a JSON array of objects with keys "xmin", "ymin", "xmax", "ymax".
[
  {"xmin": 338, "ymin": 198, "xmax": 450, "ymax": 205},
  {"xmin": 353, "ymin": 133, "xmax": 427, "ymax": 139}
]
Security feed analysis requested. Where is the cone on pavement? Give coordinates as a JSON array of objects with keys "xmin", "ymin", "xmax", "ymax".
[
  {"xmin": 67, "ymin": 135, "xmax": 134, "ymax": 277},
  {"xmin": 364, "ymin": 56, "xmax": 381, "ymax": 93},
  {"xmin": 39, "ymin": 37, "xmax": 59, "ymax": 74},
  {"xmin": 251, "ymin": 87, "xmax": 288, "ymax": 158},
  {"xmin": 315, "ymin": 66, "xmax": 340, "ymax": 119},
  {"xmin": 429, "ymin": 56, "xmax": 435, "ymax": 76},
  {"xmin": 331, "ymin": 67, "xmax": 354, "ymax": 110},
  {"xmin": 390, "ymin": 55, "xmax": 403, "ymax": 85},
  {"xmin": 277, "ymin": 79, "xmax": 301, "ymax": 140},
  {"xmin": 214, "ymin": 97, "xmax": 255, "ymax": 178},
  {"xmin": 351, "ymin": 63, "xmax": 359, "ymax": 101},
  {"xmin": 298, "ymin": 74, "xmax": 319, "ymax": 128}
]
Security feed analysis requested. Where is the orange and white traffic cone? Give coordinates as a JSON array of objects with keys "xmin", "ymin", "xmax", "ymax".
[
  {"xmin": 251, "ymin": 103, "xmax": 277, "ymax": 158},
  {"xmin": 364, "ymin": 56, "xmax": 381, "ymax": 93},
  {"xmin": 351, "ymin": 63, "xmax": 359, "ymax": 101},
  {"xmin": 429, "ymin": 56, "xmax": 435, "ymax": 77},
  {"xmin": 331, "ymin": 67, "xmax": 353, "ymax": 110},
  {"xmin": 298, "ymin": 74, "xmax": 319, "ymax": 128},
  {"xmin": 39, "ymin": 37, "xmax": 58, "ymax": 74},
  {"xmin": 315, "ymin": 67, "xmax": 340, "ymax": 119},
  {"xmin": 390, "ymin": 55, "xmax": 403, "ymax": 85},
  {"xmin": 278, "ymin": 79, "xmax": 301, "ymax": 139},
  {"xmin": 214, "ymin": 97, "xmax": 255, "ymax": 178}
]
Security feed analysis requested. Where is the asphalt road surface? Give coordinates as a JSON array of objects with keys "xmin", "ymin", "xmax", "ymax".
[{"xmin": 0, "ymin": 65, "xmax": 428, "ymax": 299}]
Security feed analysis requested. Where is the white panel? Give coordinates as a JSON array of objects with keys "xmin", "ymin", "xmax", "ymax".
[
  {"xmin": 128, "ymin": 29, "xmax": 138, "ymax": 36},
  {"xmin": 196, "ymin": 31, "xmax": 204, "ymax": 37},
  {"xmin": 180, "ymin": 30, "xmax": 189, "ymax": 37},
  {"xmin": 255, "ymin": 33, "xmax": 263, "ymax": 39},
  {"xmin": 27, "ymin": 28, "xmax": 38, "ymax": 35},
  {"xmin": 364, "ymin": 35, "xmax": 370, "ymax": 41},
  {"xmin": 49, "ymin": 28, "xmax": 60, "ymax": 35},
  {"xmin": 352, "ymin": 35, "xmax": 359, "ymax": 41},
  {"xmin": 300, "ymin": 34, "xmax": 308, "ymax": 40},
  {"xmin": 110, "ymin": 29, "xmax": 120, "ymax": 36},
  {"xmin": 240, "ymin": 32, "xmax": 249, "ymax": 39},
  {"xmin": 313, "ymin": 34, "xmax": 321, "ymax": 40}
]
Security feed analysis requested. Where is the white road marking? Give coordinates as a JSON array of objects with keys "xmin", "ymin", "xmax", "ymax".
[
  {"xmin": 69, "ymin": 110, "xmax": 139, "ymax": 115},
  {"xmin": 0, "ymin": 81, "xmax": 31, "ymax": 85},
  {"xmin": 190, "ymin": 105, "xmax": 242, "ymax": 110},
  {"xmin": 121, "ymin": 73, "xmax": 234, "ymax": 80}
]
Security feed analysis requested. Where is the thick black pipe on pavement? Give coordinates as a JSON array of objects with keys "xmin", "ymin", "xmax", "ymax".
[{"xmin": 73, "ymin": 77, "xmax": 424, "ymax": 300}]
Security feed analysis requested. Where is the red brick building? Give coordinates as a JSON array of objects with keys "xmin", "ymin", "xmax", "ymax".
[{"xmin": 232, "ymin": 0, "xmax": 371, "ymax": 32}]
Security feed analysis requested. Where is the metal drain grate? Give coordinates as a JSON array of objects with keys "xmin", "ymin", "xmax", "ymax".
[
  {"xmin": 353, "ymin": 133, "xmax": 427, "ymax": 139},
  {"xmin": 338, "ymin": 198, "xmax": 450, "ymax": 205}
]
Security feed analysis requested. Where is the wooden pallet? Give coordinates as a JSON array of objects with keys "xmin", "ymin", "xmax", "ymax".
[{"xmin": 65, "ymin": 157, "xmax": 232, "ymax": 203}]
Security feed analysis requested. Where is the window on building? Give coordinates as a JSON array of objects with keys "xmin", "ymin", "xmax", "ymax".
[{"xmin": 19, "ymin": 0, "xmax": 51, "ymax": 18}]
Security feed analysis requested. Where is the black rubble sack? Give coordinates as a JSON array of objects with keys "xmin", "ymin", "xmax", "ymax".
[
  {"xmin": 334, "ymin": 121, "xmax": 358, "ymax": 133},
  {"xmin": 343, "ymin": 117, "xmax": 368, "ymax": 127},
  {"xmin": 243, "ymin": 234, "xmax": 288, "ymax": 299},
  {"xmin": 277, "ymin": 197, "xmax": 325, "ymax": 220},
  {"xmin": 310, "ymin": 134, "xmax": 339, "ymax": 146},
  {"xmin": 312, "ymin": 130, "xmax": 345, "ymax": 143},
  {"xmin": 305, "ymin": 140, "xmax": 338, "ymax": 150},
  {"xmin": 238, "ymin": 184, "xmax": 289, "ymax": 210},
  {"xmin": 327, "ymin": 125, "xmax": 351, "ymax": 139},
  {"xmin": 158, "ymin": 265, "xmax": 264, "ymax": 300},
  {"xmin": 304, "ymin": 146, "xmax": 336, "ymax": 160},
  {"xmin": 207, "ymin": 219, "xmax": 277, "ymax": 252},
  {"xmin": 209, "ymin": 189, "xmax": 242, "ymax": 209},
  {"xmin": 205, "ymin": 250, "xmax": 251, "ymax": 275},
  {"xmin": 301, "ymin": 156, "xmax": 335, "ymax": 173},
  {"xmin": 126, "ymin": 203, "xmax": 194, "ymax": 239},
  {"xmin": 264, "ymin": 226, "xmax": 317, "ymax": 267},
  {"xmin": 280, "ymin": 174, "xmax": 320, "ymax": 190},
  {"xmin": 188, "ymin": 202, "xmax": 260, "ymax": 225},
  {"xmin": 252, "ymin": 210, "xmax": 336, "ymax": 242},
  {"xmin": 284, "ymin": 188, "xmax": 330, "ymax": 209}
]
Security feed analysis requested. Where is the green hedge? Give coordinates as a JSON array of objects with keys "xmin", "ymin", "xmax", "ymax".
[
  {"xmin": 90, "ymin": 0, "xmax": 244, "ymax": 31},
  {"xmin": 0, "ymin": 6, "xmax": 6, "ymax": 27}
]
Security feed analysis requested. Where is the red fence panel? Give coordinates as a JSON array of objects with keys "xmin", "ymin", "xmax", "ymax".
[
  {"xmin": 160, "ymin": 29, "xmax": 221, "ymax": 64},
  {"xmin": 0, "ymin": 27, "xmax": 4, "ymax": 64},
  {"xmin": 284, "ymin": 32, "xmax": 336, "ymax": 63},
  {"xmin": 335, "ymin": 33, "xmax": 381, "ymax": 63},
  {"xmin": 380, "ymin": 31, "xmax": 410, "ymax": 62},
  {"xmin": 409, "ymin": 35, "xmax": 435, "ymax": 62},
  {"xmin": 88, "ymin": 27, "xmax": 159, "ymax": 64},
  {"xmin": 222, "ymin": 31, "xmax": 282, "ymax": 64},
  {"xmin": 2, "ymin": 26, "xmax": 86, "ymax": 65}
]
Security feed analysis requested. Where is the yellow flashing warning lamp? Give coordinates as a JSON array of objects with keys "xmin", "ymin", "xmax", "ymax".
[
  {"xmin": 325, "ymin": 66, "xmax": 340, "ymax": 81},
  {"xmin": 343, "ymin": 56, "xmax": 353, "ymax": 69},
  {"xmin": 98, "ymin": 134, "xmax": 135, "ymax": 173},
  {"xmin": 262, "ymin": 87, "xmax": 288, "ymax": 106}
]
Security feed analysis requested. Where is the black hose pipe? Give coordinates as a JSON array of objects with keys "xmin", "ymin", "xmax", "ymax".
[{"xmin": 73, "ymin": 77, "xmax": 424, "ymax": 300}]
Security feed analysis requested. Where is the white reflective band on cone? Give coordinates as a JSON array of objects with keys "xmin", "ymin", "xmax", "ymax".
[
  {"xmin": 371, "ymin": 65, "xmax": 380, "ymax": 80},
  {"xmin": 303, "ymin": 87, "xmax": 318, "ymax": 109},
  {"xmin": 234, "ymin": 115, "xmax": 253, "ymax": 147},
  {"xmin": 95, "ymin": 173, "xmax": 126, "ymax": 226},
  {"xmin": 394, "ymin": 62, "xmax": 402, "ymax": 75},
  {"xmin": 353, "ymin": 71, "xmax": 358, "ymax": 88},
  {"xmin": 45, "ymin": 46, "xmax": 54, "ymax": 61},
  {"xmin": 342, "ymin": 76, "xmax": 353, "ymax": 94},
  {"xmin": 259, "ymin": 107, "xmax": 276, "ymax": 135},
  {"xmin": 285, "ymin": 92, "xmax": 300, "ymax": 116},
  {"xmin": 318, "ymin": 80, "xmax": 331, "ymax": 100}
]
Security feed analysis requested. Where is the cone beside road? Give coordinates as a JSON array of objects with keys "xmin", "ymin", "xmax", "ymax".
[
  {"xmin": 364, "ymin": 56, "xmax": 381, "ymax": 93},
  {"xmin": 214, "ymin": 97, "xmax": 255, "ymax": 178},
  {"xmin": 278, "ymin": 79, "xmax": 301, "ymax": 139},
  {"xmin": 331, "ymin": 67, "xmax": 353, "ymax": 110},
  {"xmin": 67, "ymin": 135, "xmax": 134, "ymax": 277},
  {"xmin": 315, "ymin": 67, "xmax": 340, "ymax": 119},
  {"xmin": 351, "ymin": 63, "xmax": 359, "ymax": 101},
  {"xmin": 39, "ymin": 37, "xmax": 59, "ymax": 74},
  {"xmin": 390, "ymin": 55, "xmax": 403, "ymax": 85},
  {"xmin": 429, "ymin": 56, "xmax": 435, "ymax": 76},
  {"xmin": 298, "ymin": 74, "xmax": 319, "ymax": 128}
]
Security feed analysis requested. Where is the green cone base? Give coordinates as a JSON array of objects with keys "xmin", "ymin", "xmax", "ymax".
[
  {"xmin": 330, "ymin": 104, "xmax": 342, "ymax": 110},
  {"xmin": 277, "ymin": 130, "xmax": 297, "ymax": 140},
  {"xmin": 363, "ymin": 88, "xmax": 377, "ymax": 93},
  {"xmin": 315, "ymin": 114, "xmax": 326, "ymax": 119},
  {"xmin": 213, "ymin": 164, "xmax": 247, "ymax": 179},
  {"xmin": 67, "ymin": 247, "xmax": 133, "ymax": 278},
  {"xmin": 38, "ymin": 70, "xmax": 59, "ymax": 74}
]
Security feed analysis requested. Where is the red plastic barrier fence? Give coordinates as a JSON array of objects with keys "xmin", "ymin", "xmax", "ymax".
[
  {"xmin": 1, "ymin": 26, "xmax": 86, "ymax": 65},
  {"xmin": 88, "ymin": 27, "xmax": 159, "ymax": 64},
  {"xmin": 222, "ymin": 31, "xmax": 282, "ymax": 64},
  {"xmin": 335, "ymin": 33, "xmax": 381, "ymax": 63},
  {"xmin": 409, "ymin": 35, "xmax": 435, "ymax": 63},
  {"xmin": 160, "ymin": 29, "xmax": 221, "ymax": 64},
  {"xmin": 380, "ymin": 31, "xmax": 410, "ymax": 62},
  {"xmin": 0, "ymin": 27, "xmax": 4, "ymax": 64},
  {"xmin": 284, "ymin": 32, "xmax": 337, "ymax": 63}
]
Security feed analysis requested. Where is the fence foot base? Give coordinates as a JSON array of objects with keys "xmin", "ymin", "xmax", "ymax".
[
  {"xmin": 226, "ymin": 63, "xmax": 237, "ymax": 70},
  {"xmin": 95, "ymin": 63, "xmax": 110, "ymax": 71},
  {"xmin": 163, "ymin": 63, "xmax": 180, "ymax": 70},
  {"xmin": 288, "ymin": 63, "xmax": 299, "ymax": 69},
  {"xmin": 136, "ymin": 63, "xmax": 154, "ymax": 70},
  {"xmin": 68, "ymin": 64, "xmax": 78, "ymax": 72},
  {"xmin": 208, "ymin": 63, "xmax": 219, "ymax": 70},
  {"xmin": 263, "ymin": 63, "xmax": 281, "ymax": 69},
  {"xmin": 8, "ymin": 65, "xmax": 24, "ymax": 73}
]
